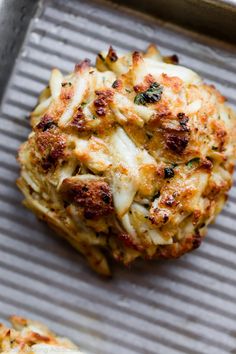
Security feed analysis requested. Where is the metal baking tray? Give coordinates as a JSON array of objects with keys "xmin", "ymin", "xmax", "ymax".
[{"xmin": 0, "ymin": 0, "xmax": 236, "ymax": 353}]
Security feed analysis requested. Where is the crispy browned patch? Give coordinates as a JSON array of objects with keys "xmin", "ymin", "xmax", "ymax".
[
  {"xmin": 152, "ymin": 230, "xmax": 203, "ymax": 259},
  {"xmin": 132, "ymin": 51, "xmax": 143, "ymax": 68},
  {"xmin": 165, "ymin": 132, "xmax": 189, "ymax": 154},
  {"xmin": 160, "ymin": 73, "xmax": 183, "ymax": 93},
  {"xmin": 134, "ymin": 74, "xmax": 155, "ymax": 93},
  {"xmin": 60, "ymin": 83, "xmax": 74, "ymax": 100},
  {"xmin": 23, "ymin": 332, "xmax": 53, "ymax": 345},
  {"xmin": 150, "ymin": 111, "xmax": 190, "ymax": 155},
  {"xmin": 60, "ymin": 178, "xmax": 114, "ymax": 219},
  {"xmin": 36, "ymin": 114, "xmax": 57, "ymax": 131},
  {"xmin": 112, "ymin": 79, "xmax": 122, "ymax": 90},
  {"xmin": 36, "ymin": 131, "xmax": 66, "ymax": 171},
  {"xmin": 149, "ymin": 208, "xmax": 170, "ymax": 226},
  {"xmin": 94, "ymin": 89, "xmax": 114, "ymax": 117},
  {"xmin": 211, "ymin": 120, "xmax": 228, "ymax": 151},
  {"xmin": 70, "ymin": 107, "xmax": 87, "ymax": 131},
  {"xmin": 165, "ymin": 114, "xmax": 190, "ymax": 154},
  {"xmin": 205, "ymin": 181, "xmax": 229, "ymax": 200},
  {"xmin": 199, "ymin": 158, "xmax": 213, "ymax": 171},
  {"xmin": 152, "ymin": 104, "xmax": 171, "ymax": 122}
]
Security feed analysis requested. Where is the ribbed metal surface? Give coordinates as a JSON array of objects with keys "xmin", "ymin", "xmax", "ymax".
[{"xmin": 0, "ymin": 0, "xmax": 236, "ymax": 353}]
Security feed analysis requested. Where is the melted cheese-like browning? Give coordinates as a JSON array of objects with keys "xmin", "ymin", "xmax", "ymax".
[
  {"xmin": 0, "ymin": 316, "xmax": 82, "ymax": 354},
  {"xmin": 17, "ymin": 45, "xmax": 236, "ymax": 275}
]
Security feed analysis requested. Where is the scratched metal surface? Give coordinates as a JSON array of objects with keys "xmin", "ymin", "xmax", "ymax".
[{"xmin": 0, "ymin": 0, "xmax": 236, "ymax": 353}]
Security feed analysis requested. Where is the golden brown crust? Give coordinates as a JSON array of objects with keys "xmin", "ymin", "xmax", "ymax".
[
  {"xmin": 17, "ymin": 44, "xmax": 236, "ymax": 275},
  {"xmin": 152, "ymin": 230, "xmax": 203, "ymax": 259},
  {"xmin": 60, "ymin": 177, "xmax": 114, "ymax": 219},
  {"xmin": 0, "ymin": 316, "xmax": 80, "ymax": 353},
  {"xmin": 35, "ymin": 129, "xmax": 66, "ymax": 171},
  {"xmin": 94, "ymin": 89, "xmax": 114, "ymax": 117}
]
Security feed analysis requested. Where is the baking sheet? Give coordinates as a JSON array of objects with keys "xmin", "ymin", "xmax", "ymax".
[{"xmin": 0, "ymin": 0, "xmax": 236, "ymax": 353}]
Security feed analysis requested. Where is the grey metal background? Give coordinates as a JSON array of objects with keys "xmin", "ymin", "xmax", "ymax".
[
  {"xmin": 113, "ymin": 0, "xmax": 236, "ymax": 44},
  {"xmin": 0, "ymin": 0, "xmax": 38, "ymax": 103},
  {"xmin": 0, "ymin": 0, "xmax": 236, "ymax": 353}
]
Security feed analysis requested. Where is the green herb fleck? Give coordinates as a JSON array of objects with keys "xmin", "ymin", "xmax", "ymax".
[
  {"xmin": 134, "ymin": 82, "xmax": 163, "ymax": 105},
  {"xmin": 92, "ymin": 114, "xmax": 97, "ymax": 120},
  {"xmin": 212, "ymin": 146, "xmax": 218, "ymax": 151},
  {"xmin": 81, "ymin": 102, "xmax": 87, "ymax": 107},
  {"xmin": 186, "ymin": 157, "xmax": 200, "ymax": 168},
  {"xmin": 125, "ymin": 88, "xmax": 131, "ymax": 93}
]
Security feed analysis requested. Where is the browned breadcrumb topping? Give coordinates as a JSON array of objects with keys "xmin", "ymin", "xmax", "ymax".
[
  {"xmin": 60, "ymin": 178, "xmax": 114, "ymax": 219},
  {"xmin": 17, "ymin": 44, "xmax": 236, "ymax": 275},
  {"xmin": 0, "ymin": 316, "xmax": 80, "ymax": 353}
]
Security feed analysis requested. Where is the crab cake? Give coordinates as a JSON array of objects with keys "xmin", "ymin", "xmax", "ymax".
[
  {"xmin": 17, "ymin": 45, "xmax": 236, "ymax": 275},
  {"xmin": 0, "ymin": 316, "xmax": 81, "ymax": 353}
]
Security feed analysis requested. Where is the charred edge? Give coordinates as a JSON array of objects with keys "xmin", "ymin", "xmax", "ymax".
[
  {"xmin": 36, "ymin": 132, "xmax": 65, "ymax": 171},
  {"xmin": 75, "ymin": 58, "xmax": 91, "ymax": 72},
  {"xmin": 36, "ymin": 114, "xmax": 57, "ymax": 132},
  {"xmin": 199, "ymin": 158, "xmax": 213, "ymax": 171},
  {"xmin": 165, "ymin": 133, "xmax": 189, "ymax": 154},
  {"xmin": 98, "ymin": 53, "xmax": 105, "ymax": 62},
  {"xmin": 132, "ymin": 51, "xmax": 143, "ymax": 65},
  {"xmin": 164, "ymin": 112, "xmax": 190, "ymax": 154},
  {"xmin": 61, "ymin": 180, "xmax": 114, "ymax": 219},
  {"xmin": 165, "ymin": 54, "xmax": 179, "ymax": 64},
  {"xmin": 70, "ymin": 107, "xmax": 86, "ymax": 131},
  {"xmin": 216, "ymin": 129, "xmax": 227, "ymax": 151},
  {"xmin": 164, "ymin": 167, "xmax": 175, "ymax": 179},
  {"xmin": 107, "ymin": 46, "xmax": 118, "ymax": 62},
  {"xmin": 177, "ymin": 112, "xmax": 190, "ymax": 132},
  {"xmin": 192, "ymin": 229, "xmax": 202, "ymax": 249},
  {"xmin": 94, "ymin": 90, "xmax": 113, "ymax": 117},
  {"xmin": 41, "ymin": 141, "xmax": 65, "ymax": 171},
  {"xmin": 112, "ymin": 79, "xmax": 122, "ymax": 89},
  {"xmin": 29, "ymin": 332, "xmax": 52, "ymax": 343}
]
